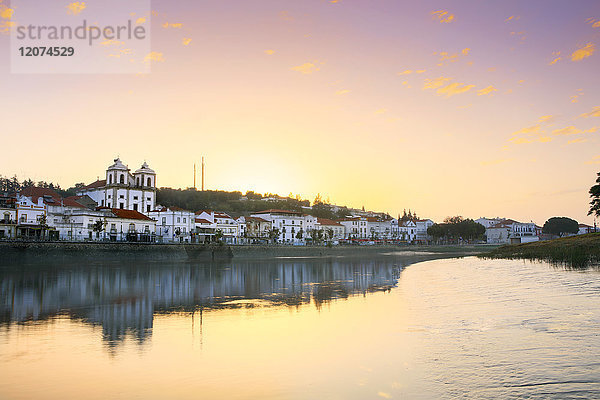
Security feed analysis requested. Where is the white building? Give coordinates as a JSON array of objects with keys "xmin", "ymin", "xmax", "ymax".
[
  {"xmin": 415, "ymin": 219, "xmax": 435, "ymax": 243},
  {"xmin": 475, "ymin": 217, "xmax": 504, "ymax": 229},
  {"xmin": 250, "ymin": 209, "xmax": 305, "ymax": 244},
  {"xmin": 242, "ymin": 216, "xmax": 272, "ymax": 243},
  {"xmin": 399, "ymin": 220, "xmax": 417, "ymax": 242},
  {"xmin": 314, "ymin": 218, "xmax": 345, "ymax": 242},
  {"xmin": 0, "ymin": 194, "xmax": 17, "ymax": 239},
  {"xmin": 77, "ymin": 158, "xmax": 156, "ymax": 214},
  {"xmin": 486, "ymin": 219, "xmax": 538, "ymax": 244},
  {"xmin": 578, "ymin": 223, "xmax": 597, "ymax": 235},
  {"xmin": 366, "ymin": 217, "xmax": 398, "ymax": 241},
  {"xmin": 196, "ymin": 211, "xmax": 239, "ymax": 243},
  {"xmin": 338, "ymin": 216, "xmax": 368, "ymax": 240},
  {"xmin": 148, "ymin": 207, "xmax": 195, "ymax": 243}
]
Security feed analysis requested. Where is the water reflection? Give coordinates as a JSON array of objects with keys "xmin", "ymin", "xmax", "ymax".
[{"xmin": 0, "ymin": 255, "xmax": 441, "ymax": 347}]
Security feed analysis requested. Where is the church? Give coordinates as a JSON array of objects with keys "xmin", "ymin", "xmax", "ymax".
[{"xmin": 77, "ymin": 158, "xmax": 157, "ymax": 214}]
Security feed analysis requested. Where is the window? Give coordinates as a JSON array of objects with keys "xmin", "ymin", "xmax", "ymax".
[
  {"xmin": 21, "ymin": 213, "xmax": 27, "ymax": 222},
  {"xmin": 119, "ymin": 203, "xmax": 124, "ymax": 209},
  {"xmin": 147, "ymin": 177, "xmax": 152, "ymax": 186},
  {"xmin": 162, "ymin": 217, "xmax": 166, "ymax": 224},
  {"xmin": 133, "ymin": 196, "xmax": 138, "ymax": 200},
  {"xmin": 183, "ymin": 218, "xmax": 186, "ymax": 223},
  {"xmin": 107, "ymin": 203, "xmax": 111, "ymax": 208},
  {"xmin": 133, "ymin": 204, "xmax": 138, "ymax": 211},
  {"xmin": 177, "ymin": 217, "xmax": 181, "ymax": 223},
  {"xmin": 147, "ymin": 205, "xmax": 151, "ymax": 213},
  {"xmin": 128, "ymin": 223, "xmax": 136, "ymax": 232},
  {"xmin": 108, "ymin": 194, "xmax": 111, "ymax": 199},
  {"xmin": 101, "ymin": 200, "xmax": 104, "ymax": 207},
  {"xmin": 119, "ymin": 194, "xmax": 124, "ymax": 199},
  {"xmin": 109, "ymin": 175, "xmax": 113, "ymax": 184},
  {"xmin": 183, "ymin": 227, "xmax": 186, "ymax": 233},
  {"xmin": 120, "ymin": 174, "xmax": 125, "ymax": 184},
  {"xmin": 136, "ymin": 178, "xmax": 140, "ymax": 186}
]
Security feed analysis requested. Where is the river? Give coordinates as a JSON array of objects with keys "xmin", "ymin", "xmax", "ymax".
[{"xmin": 1, "ymin": 254, "xmax": 599, "ymax": 399}]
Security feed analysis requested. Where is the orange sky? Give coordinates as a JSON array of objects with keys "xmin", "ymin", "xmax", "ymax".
[{"xmin": 1, "ymin": 0, "xmax": 600, "ymax": 225}]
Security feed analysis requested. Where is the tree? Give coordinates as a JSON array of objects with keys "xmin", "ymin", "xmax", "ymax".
[
  {"xmin": 268, "ymin": 228, "xmax": 280, "ymax": 244},
  {"xmin": 542, "ymin": 217, "xmax": 579, "ymax": 237},
  {"xmin": 589, "ymin": 171, "xmax": 600, "ymax": 217},
  {"xmin": 296, "ymin": 228, "xmax": 304, "ymax": 240}
]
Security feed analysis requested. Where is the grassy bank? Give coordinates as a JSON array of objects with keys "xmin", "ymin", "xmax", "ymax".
[{"xmin": 481, "ymin": 233, "xmax": 600, "ymax": 267}]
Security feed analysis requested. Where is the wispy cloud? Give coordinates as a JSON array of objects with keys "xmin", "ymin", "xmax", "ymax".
[
  {"xmin": 291, "ymin": 62, "xmax": 321, "ymax": 74},
  {"xmin": 182, "ymin": 38, "xmax": 192, "ymax": 46},
  {"xmin": 567, "ymin": 138, "xmax": 587, "ymax": 144},
  {"xmin": 548, "ymin": 51, "xmax": 561, "ymax": 65},
  {"xmin": 66, "ymin": 2, "xmax": 86, "ymax": 15},
  {"xmin": 335, "ymin": 89, "xmax": 351, "ymax": 95},
  {"xmin": 571, "ymin": 43, "xmax": 595, "ymax": 61},
  {"xmin": 437, "ymin": 82, "xmax": 475, "ymax": 97},
  {"xmin": 570, "ymin": 89, "xmax": 584, "ymax": 103},
  {"xmin": 586, "ymin": 18, "xmax": 600, "ymax": 28},
  {"xmin": 279, "ymin": 11, "xmax": 293, "ymax": 21},
  {"xmin": 144, "ymin": 52, "xmax": 164, "ymax": 63},
  {"xmin": 538, "ymin": 115, "xmax": 555, "ymax": 123},
  {"xmin": 0, "ymin": 4, "xmax": 13, "ymax": 19},
  {"xmin": 580, "ymin": 106, "xmax": 600, "ymax": 118},
  {"xmin": 162, "ymin": 22, "xmax": 183, "ymax": 28},
  {"xmin": 552, "ymin": 126, "xmax": 597, "ymax": 136},
  {"xmin": 505, "ymin": 15, "xmax": 520, "ymax": 22},
  {"xmin": 431, "ymin": 10, "xmax": 455, "ymax": 23},
  {"xmin": 264, "ymin": 49, "xmax": 275, "ymax": 55},
  {"xmin": 462, "ymin": 48, "xmax": 470, "ymax": 56},
  {"xmin": 480, "ymin": 158, "xmax": 513, "ymax": 166},
  {"xmin": 423, "ymin": 76, "xmax": 451, "ymax": 90},
  {"xmin": 477, "ymin": 86, "xmax": 497, "ymax": 96},
  {"xmin": 586, "ymin": 155, "xmax": 600, "ymax": 165}
]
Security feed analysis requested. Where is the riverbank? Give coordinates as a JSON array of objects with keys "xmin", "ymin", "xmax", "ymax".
[
  {"xmin": 0, "ymin": 241, "xmax": 498, "ymax": 264},
  {"xmin": 481, "ymin": 233, "xmax": 600, "ymax": 267},
  {"xmin": 229, "ymin": 244, "xmax": 498, "ymax": 259},
  {"xmin": 0, "ymin": 241, "xmax": 233, "ymax": 263}
]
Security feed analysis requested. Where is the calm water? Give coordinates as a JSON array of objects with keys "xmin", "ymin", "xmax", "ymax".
[{"xmin": 1, "ymin": 254, "xmax": 600, "ymax": 399}]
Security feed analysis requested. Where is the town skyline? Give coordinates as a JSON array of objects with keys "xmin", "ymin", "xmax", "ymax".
[
  {"xmin": 1, "ymin": 157, "xmax": 597, "ymax": 227},
  {"xmin": 1, "ymin": 0, "xmax": 600, "ymax": 225}
]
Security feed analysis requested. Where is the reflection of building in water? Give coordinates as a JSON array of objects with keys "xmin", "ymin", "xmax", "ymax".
[{"xmin": 0, "ymin": 257, "xmax": 417, "ymax": 346}]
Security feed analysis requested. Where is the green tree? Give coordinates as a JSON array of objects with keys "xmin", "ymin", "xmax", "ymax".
[
  {"xmin": 542, "ymin": 217, "xmax": 579, "ymax": 237},
  {"xmin": 296, "ymin": 228, "xmax": 304, "ymax": 240},
  {"xmin": 268, "ymin": 228, "xmax": 280, "ymax": 244},
  {"xmin": 589, "ymin": 171, "xmax": 600, "ymax": 217}
]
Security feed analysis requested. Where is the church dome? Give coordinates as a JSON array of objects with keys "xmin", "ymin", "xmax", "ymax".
[
  {"xmin": 107, "ymin": 158, "xmax": 129, "ymax": 171},
  {"xmin": 134, "ymin": 161, "xmax": 155, "ymax": 175}
]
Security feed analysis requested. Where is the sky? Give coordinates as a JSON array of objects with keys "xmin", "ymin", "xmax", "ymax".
[{"xmin": 1, "ymin": 0, "xmax": 600, "ymax": 225}]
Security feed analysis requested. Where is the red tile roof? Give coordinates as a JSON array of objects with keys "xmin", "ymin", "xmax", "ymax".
[
  {"xmin": 253, "ymin": 209, "xmax": 302, "ymax": 215},
  {"xmin": 82, "ymin": 180, "xmax": 106, "ymax": 190},
  {"xmin": 62, "ymin": 196, "xmax": 87, "ymax": 208},
  {"xmin": 110, "ymin": 208, "xmax": 153, "ymax": 221},
  {"xmin": 20, "ymin": 187, "xmax": 62, "ymax": 204},
  {"xmin": 317, "ymin": 217, "xmax": 342, "ymax": 226},
  {"xmin": 245, "ymin": 216, "xmax": 270, "ymax": 223},
  {"xmin": 195, "ymin": 218, "xmax": 213, "ymax": 224}
]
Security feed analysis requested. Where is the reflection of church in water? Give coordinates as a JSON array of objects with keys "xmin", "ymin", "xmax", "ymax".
[{"xmin": 0, "ymin": 258, "xmax": 411, "ymax": 347}]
